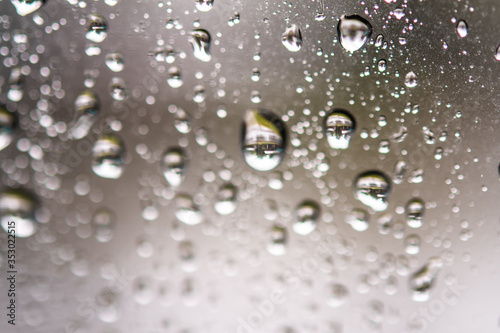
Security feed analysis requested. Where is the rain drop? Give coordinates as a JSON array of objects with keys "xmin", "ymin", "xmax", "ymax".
[
  {"xmin": 406, "ymin": 198, "xmax": 425, "ymax": 228},
  {"xmin": 161, "ymin": 148, "xmax": 187, "ymax": 188},
  {"xmin": 241, "ymin": 109, "xmax": 287, "ymax": 172},
  {"xmin": 0, "ymin": 188, "xmax": 39, "ymax": 238},
  {"xmin": 195, "ymin": 0, "xmax": 214, "ymax": 12},
  {"xmin": 346, "ymin": 208, "xmax": 369, "ymax": 231},
  {"xmin": 175, "ymin": 194, "xmax": 203, "ymax": 226},
  {"xmin": 188, "ymin": 29, "xmax": 212, "ymax": 62},
  {"xmin": 282, "ymin": 24, "xmax": 302, "ymax": 52},
  {"xmin": 93, "ymin": 208, "xmax": 115, "ymax": 243},
  {"xmin": 324, "ymin": 109, "xmax": 355, "ymax": 150},
  {"xmin": 325, "ymin": 283, "xmax": 349, "ymax": 307},
  {"xmin": 11, "ymin": 0, "xmax": 45, "ymax": 16},
  {"xmin": 409, "ymin": 257, "xmax": 443, "ymax": 302},
  {"xmin": 354, "ymin": 171, "xmax": 391, "ymax": 212},
  {"xmin": 405, "ymin": 71, "xmax": 418, "ymax": 88},
  {"xmin": 86, "ymin": 15, "xmax": 108, "ymax": 43},
  {"xmin": 91, "ymin": 134, "xmax": 126, "ymax": 179},
  {"xmin": 105, "ymin": 53, "xmax": 125, "ymax": 72},
  {"xmin": 0, "ymin": 106, "xmax": 18, "ymax": 151},
  {"xmin": 214, "ymin": 183, "xmax": 238, "ymax": 215},
  {"xmin": 293, "ymin": 200, "xmax": 320, "ymax": 235},
  {"xmin": 456, "ymin": 20, "xmax": 468, "ymax": 38},
  {"xmin": 267, "ymin": 224, "xmax": 287, "ymax": 256},
  {"xmin": 337, "ymin": 15, "xmax": 373, "ymax": 52},
  {"xmin": 68, "ymin": 90, "xmax": 100, "ymax": 140}
]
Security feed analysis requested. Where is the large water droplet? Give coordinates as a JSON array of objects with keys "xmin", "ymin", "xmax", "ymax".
[
  {"xmin": 214, "ymin": 183, "xmax": 238, "ymax": 215},
  {"xmin": 324, "ymin": 109, "xmax": 355, "ymax": 149},
  {"xmin": 195, "ymin": 0, "xmax": 213, "ymax": 12},
  {"xmin": 175, "ymin": 194, "xmax": 203, "ymax": 225},
  {"xmin": 406, "ymin": 198, "xmax": 424, "ymax": 228},
  {"xmin": 405, "ymin": 71, "xmax": 418, "ymax": 88},
  {"xmin": 0, "ymin": 106, "xmax": 18, "ymax": 151},
  {"xmin": 92, "ymin": 134, "xmax": 126, "ymax": 179},
  {"xmin": 188, "ymin": 29, "xmax": 211, "ymax": 62},
  {"xmin": 105, "ymin": 53, "xmax": 125, "ymax": 72},
  {"xmin": 267, "ymin": 224, "xmax": 287, "ymax": 256},
  {"xmin": 0, "ymin": 188, "xmax": 39, "ymax": 238},
  {"xmin": 86, "ymin": 15, "xmax": 108, "ymax": 43},
  {"xmin": 68, "ymin": 90, "xmax": 100, "ymax": 140},
  {"xmin": 161, "ymin": 148, "xmax": 187, "ymax": 188},
  {"xmin": 456, "ymin": 20, "xmax": 468, "ymax": 38},
  {"xmin": 410, "ymin": 257, "xmax": 443, "ymax": 302},
  {"xmin": 337, "ymin": 15, "xmax": 373, "ymax": 52},
  {"xmin": 11, "ymin": 0, "xmax": 44, "ymax": 16},
  {"xmin": 354, "ymin": 171, "xmax": 391, "ymax": 212},
  {"xmin": 282, "ymin": 24, "xmax": 302, "ymax": 52},
  {"xmin": 293, "ymin": 200, "xmax": 320, "ymax": 235},
  {"xmin": 241, "ymin": 109, "xmax": 287, "ymax": 172},
  {"xmin": 93, "ymin": 208, "xmax": 115, "ymax": 243}
]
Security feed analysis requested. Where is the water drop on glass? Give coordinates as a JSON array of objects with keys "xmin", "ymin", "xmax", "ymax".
[
  {"xmin": 346, "ymin": 208, "xmax": 369, "ymax": 231},
  {"xmin": 456, "ymin": 20, "xmax": 468, "ymax": 38},
  {"xmin": 86, "ymin": 14, "xmax": 108, "ymax": 43},
  {"xmin": 337, "ymin": 15, "xmax": 373, "ymax": 52},
  {"xmin": 377, "ymin": 59, "xmax": 387, "ymax": 72},
  {"xmin": 109, "ymin": 78, "xmax": 128, "ymax": 101},
  {"xmin": 175, "ymin": 194, "xmax": 203, "ymax": 225},
  {"xmin": 68, "ymin": 90, "xmax": 100, "ymax": 140},
  {"xmin": 282, "ymin": 24, "xmax": 302, "ymax": 52},
  {"xmin": 324, "ymin": 109, "xmax": 355, "ymax": 150},
  {"xmin": 405, "ymin": 71, "xmax": 418, "ymax": 88},
  {"xmin": 105, "ymin": 53, "xmax": 125, "ymax": 72},
  {"xmin": 325, "ymin": 283, "xmax": 349, "ymax": 307},
  {"xmin": 195, "ymin": 0, "xmax": 213, "ymax": 12},
  {"xmin": 293, "ymin": 200, "xmax": 320, "ymax": 235},
  {"xmin": 404, "ymin": 234, "xmax": 420, "ymax": 255},
  {"xmin": 93, "ymin": 208, "xmax": 115, "ymax": 243},
  {"xmin": 0, "ymin": 188, "xmax": 39, "ymax": 238},
  {"xmin": 406, "ymin": 198, "xmax": 424, "ymax": 228},
  {"xmin": 410, "ymin": 257, "xmax": 443, "ymax": 302},
  {"xmin": 11, "ymin": 0, "xmax": 44, "ymax": 16},
  {"xmin": 214, "ymin": 183, "xmax": 238, "ymax": 215},
  {"xmin": 267, "ymin": 224, "xmax": 287, "ymax": 256},
  {"xmin": 241, "ymin": 109, "xmax": 287, "ymax": 172},
  {"xmin": 92, "ymin": 134, "xmax": 126, "ymax": 179},
  {"xmin": 188, "ymin": 29, "xmax": 212, "ymax": 62},
  {"xmin": 161, "ymin": 148, "xmax": 187, "ymax": 188},
  {"xmin": 354, "ymin": 171, "xmax": 391, "ymax": 212},
  {"xmin": 167, "ymin": 66, "xmax": 183, "ymax": 88},
  {"xmin": 0, "ymin": 106, "xmax": 18, "ymax": 151}
]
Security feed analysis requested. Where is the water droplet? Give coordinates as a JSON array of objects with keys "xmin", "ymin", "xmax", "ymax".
[
  {"xmin": 179, "ymin": 240, "xmax": 198, "ymax": 272},
  {"xmin": 404, "ymin": 234, "xmax": 420, "ymax": 254},
  {"xmin": 132, "ymin": 276, "xmax": 154, "ymax": 305},
  {"xmin": 337, "ymin": 15, "xmax": 373, "ymax": 52},
  {"xmin": 86, "ymin": 15, "xmax": 108, "ymax": 43},
  {"xmin": 105, "ymin": 53, "xmax": 125, "ymax": 72},
  {"xmin": 325, "ymin": 283, "xmax": 349, "ymax": 307},
  {"xmin": 377, "ymin": 59, "xmax": 387, "ymax": 72},
  {"xmin": 293, "ymin": 200, "xmax": 320, "ymax": 235},
  {"xmin": 167, "ymin": 66, "xmax": 183, "ymax": 88},
  {"xmin": 456, "ymin": 20, "xmax": 468, "ymax": 38},
  {"xmin": 406, "ymin": 198, "xmax": 424, "ymax": 228},
  {"xmin": 495, "ymin": 45, "xmax": 500, "ymax": 61},
  {"xmin": 92, "ymin": 208, "xmax": 115, "ymax": 243},
  {"xmin": 434, "ymin": 147, "xmax": 443, "ymax": 160},
  {"xmin": 174, "ymin": 108, "xmax": 191, "ymax": 134},
  {"xmin": 354, "ymin": 171, "xmax": 391, "ymax": 212},
  {"xmin": 378, "ymin": 140, "xmax": 390, "ymax": 154},
  {"xmin": 0, "ymin": 106, "xmax": 18, "ymax": 151},
  {"xmin": 0, "ymin": 188, "xmax": 39, "ymax": 238},
  {"xmin": 214, "ymin": 183, "xmax": 238, "ymax": 215},
  {"xmin": 92, "ymin": 134, "xmax": 126, "ymax": 179},
  {"xmin": 405, "ymin": 71, "xmax": 418, "ymax": 88},
  {"xmin": 324, "ymin": 109, "xmax": 355, "ymax": 150},
  {"xmin": 346, "ymin": 208, "xmax": 369, "ymax": 231},
  {"xmin": 267, "ymin": 224, "xmax": 287, "ymax": 256},
  {"xmin": 175, "ymin": 194, "xmax": 203, "ymax": 225},
  {"xmin": 241, "ymin": 109, "xmax": 287, "ymax": 172},
  {"xmin": 11, "ymin": 0, "xmax": 44, "ymax": 16},
  {"xmin": 161, "ymin": 148, "xmax": 187, "ymax": 188},
  {"xmin": 68, "ymin": 90, "xmax": 100, "ymax": 140},
  {"xmin": 195, "ymin": 0, "xmax": 213, "ymax": 12},
  {"xmin": 108, "ymin": 78, "xmax": 128, "ymax": 101},
  {"xmin": 7, "ymin": 67, "xmax": 24, "ymax": 102},
  {"xmin": 410, "ymin": 257, "xmax": 443, "ymax": 302},
  {"xmin": 188, "ymin": 29, "xmax": 211, "ymax": 62},
  {"xmin": 95, "ymin": 288, "xmax": 120, "ymax": 323},
  {"xmin": 282, "ymin": 24, "xmax": 302, "ymax": 52}
]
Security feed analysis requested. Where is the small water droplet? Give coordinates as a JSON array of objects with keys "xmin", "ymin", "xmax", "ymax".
[
  {"xmin": 456, "ymin": 20, "xmax": 468, "ymax": 38},
  {"xmin": 188, "ymin": 29, "xmax": 212, "ymax": 62},
  {"xmin": 325, "ymin": 283, "xmax": 349, "ymax": 307},
  {"xmin": 7, "ymin": 67, "xmax": 24, "ymax": 102},
  {"xmin": 92, "ymin": 134, "xmax": 126, "ymax": 179},
  {"xmin": 68, "ymin": 90, "xmax": 100, "ymax": 140},
  {"xmin": 267, "ymin": 224, "xmax": 287, "ymax": 256},
  {"xmin": 167, "ymin": 66, "xmax": 183, "ymax": 88},
  {"xmin": 214, "ymin": 183, "xmax": 237, "ymax": 215},
  {"xmin": 282, "ymin": 24, "xmax": 302, "ymax": 52},
  {"xmin": 105, "ymin": 53, "xmax": 125, "ymax": 72},
  {"xmin": 337, "ymin": 15, "xmax": 373, "ymax": 52},
  {"xmin": 241, "ymin": 109, "xmax": 287, "ymax": 172},
  {"xmin": 405, "ymin": 234, "xmax": 420, "ymax": 254},
  {"xmin": 354, "ymin": 171, "xmax": 391, "ymax": 212},
  {"xmin": 132, "ymin": 276, "xmax": 154, "ymax": 305},
  {"xmin": 377, "ymin": 59, "xmax": 387, "ymax": 72},
  {"xmin": 93, "ymin": 208, "xmax": 115, "ymax": 243},
  {"xmin": 179, "ymin": 240, "xmax": 198, "ymax": 272},
  {"xmin": 108, "ymin": 78, "xmax": 128, "ymax": 101},
  {"xmin": 324, "ymin": 109, "xmax": 355, "ymax": 150},
  {"xmin": 293, "ymin": 200, "xmax": 320, "ymax": 235},
  {"xmin": 410, "ymin": 257, "xmax": 443, "ymax": 302},
  {"xmin": 346, "ymin": 208, "xmax": 369, "ymax": 231},
  {"xmin": 175, "ymin": 194, "xmax": 203, "ymax": 225},
  {"xmin": 405, "ymin": 71, "xmax": 418, "ymax": 88},
  {"xmin": 0, "ymin": 188, "xmax": 39, "ymax": 238},
  {"xmin": 86, "ymin": 14, "xmax": 108, "ymax": 43},
  {"xmin": 406, "ymin": 198, "xmax": 424, "ymax": 228}
]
